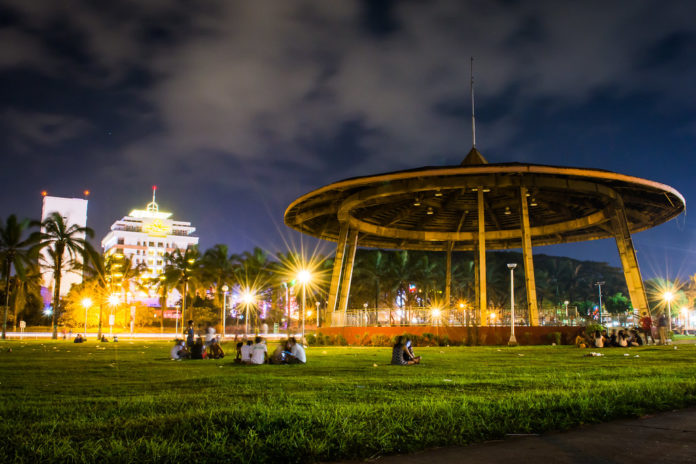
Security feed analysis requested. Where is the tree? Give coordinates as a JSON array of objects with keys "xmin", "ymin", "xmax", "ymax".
[
  {"xmin": 604, "ymin": 292, "xmax": 631, "ymax": 314},
  {"xmin": 9, "ymin": 261, "xmax": 42, "ymax": 330},
  {"xmin": 202, "ymin": 244, "xmax": 239, "ymax": 309},
  {"xmin": 0, "ymin": 215, "xmax": 39, "ymax": 339},
  {"xmin": 163, "ymin": 246, "xmax": 202, "ymax": 325},
  {"xmin": 82, "ymin": 248, "xmax": 126, "ymax": 338},
  {"xmin": 37, "ymin": 212, "xmax": 94, "ymax": 339}
]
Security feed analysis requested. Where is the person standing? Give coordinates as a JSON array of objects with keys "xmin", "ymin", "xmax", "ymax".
[
  {"xmin": 657, "ymin": 313, "xmax": 668, "ymax": 345},
  {"xmin": 639, "ymin": 312, "xmax": 653, "ymax": 344},
  {"xmin": 250, "ymin": 336, "xmax": 267, "ymax": 364},
  {"xmin": 186, "ymin": 320, "xmax": 195, "ymax": 348}
]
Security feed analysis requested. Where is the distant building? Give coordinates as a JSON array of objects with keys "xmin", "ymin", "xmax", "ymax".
[
  {"xmin": 40, "ymin": 194, "xmax": 89, "ymax": 297},
  {"xmin": 101, "ymin": 187, "xmax": 199, "ymax": 281}
]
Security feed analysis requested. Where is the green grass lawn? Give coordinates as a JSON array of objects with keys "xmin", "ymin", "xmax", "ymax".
[{"xmin": 1, "ymin": 340, "xmax": 695, "ymax": 463}]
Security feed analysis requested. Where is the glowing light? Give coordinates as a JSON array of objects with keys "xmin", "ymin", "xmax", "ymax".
[
  {"xmin": 489, "ymin": 312, "xmax": 496, "ymax": 320},
  {"xmin": 431, "ymin": 308, "xmax": 441, "ymax": 318},
  {"xmin": 43, "ymin": 307, "xmax": 52, "ymax": 316},
  {"xmin": 241, "ymin": 289, "xmax": 256, "ymax": 305},
  {"xmin": 41, "ymin": 190, "xmax": 47, "ymax": 197},
  {"xmin": 81, "ymin": 297, "xmax": 93, "ymax": 310},
  {"xmin": 84, "ymin": 190, "xmax": 90, "ymax": 196},
  {"xmin": 143, "ymin": 218, "xmax": 172, "ymax": 236},
  {"xmin": 297, "ymin": 269, "xmax": 311, "ymax": 284},
  {"xmin": 664, "ymin": 291, "xmax": 674, "ymax": 302},
  {"xmin": 108, "ymin": 294, "xmax": 121, "ymax": 306},
  {"xmin": 458, "ymin": 302, "xmax": 465, "ymax": 309},
  {"xmin": 681, "ymin": 307, "xmax": 689, "ymax": 315}
]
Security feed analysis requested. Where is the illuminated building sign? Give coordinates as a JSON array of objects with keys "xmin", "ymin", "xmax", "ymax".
[{"xmin": 142, "ymin": 218, "xmax": 172, "ymax": 237}]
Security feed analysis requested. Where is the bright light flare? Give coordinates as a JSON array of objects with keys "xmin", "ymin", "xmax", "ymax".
[
  {"xmin": 81, "ymin": 297, "xmax": 93, "ymax": 309},
  {"xmin": 108, "ymin": 293, "xmax": 121, "ymax": 306},
  {"xmin": 664, "ymin": 291, "xmax": 674, "ymax": 302},
  {"xmin": 241, "ymin": 289, "xmax": 256, "ymax": 305},
  {"xmin": 431, "ymin": 308, "xmax": 442, "ymax": 318},
  {"xmin": 297, "ymin": 269, "xmax": 312, "ymax": 284}
]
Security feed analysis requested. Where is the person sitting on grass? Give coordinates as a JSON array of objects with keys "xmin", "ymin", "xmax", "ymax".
[
  {"xmin": 170, "ymin": 340, "xmax": 190, "ymax": 360},
  {"xmin": 284, "ymin": 337, "xmax": 306, "ymax": 364},
  {"xmin": 629, "ymin": 329, "xmax": 643, "ymax": 347},
  {"xmin": 234, "ymin": 341, "xmax": 244, "ymax": 363},
  {"xmin": 268, "ymin": 340, "xmax": 287, "ymax": 364},
  {"xmin": 250, "ymin": 336, "xmax": 268, "ymax": 365},
  {"xmin": 608, "ymin": 329, "xmax": 618, "ymax": 347},
  {"xmin": 191, "ymin": 337, "xmax": 205, "ymax": 359},
  {"xmin": 574, "ymin": 329, "xmax": 588, "ymax": 348},
  {"xmin": 100, "ymin": 335, "xmax": 109, "ymax": 343},
  {"xmin": 593, "ymin": 330, "xmax": 604, "ymax": 348},
  {"xmin": 617, "ymin": 330, "xmax": 628, "ymax": 347},
  {"xmin": 240, "ymin": 340, "xmax": 253, "ymax": 364},
  {"xmin": 391, "ymin": 336, "xmax": 420, "ymax": 365},
  {"xmin": 208, "ymin": 338, "xmax": 225, "ymax": 359},
  {"xmin": 73, "ymin": 334, "xmax": 85, "ymax": 343}
]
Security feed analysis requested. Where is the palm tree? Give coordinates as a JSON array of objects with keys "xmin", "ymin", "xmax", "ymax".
[
  {"xmin": 9, "ymin": 261, "xmax": 42, "ymax": 331},
  {"xmin": 82, "ymin": 248, "xmax": 125, "ymax": 338},
  {"xmin": 37, "ymin": 212, "xmax": 94, "ymax": 339},
  {"xmin": 202, "ymin": 244, "xmax": 239, "ymax": 309},
  {"xmin": 0, "ymin": 215, "xmax": 39, "ymax": 339},
  {"xmin": 163, "ymin": 246, "xmax": 202, "ymax": 325}
]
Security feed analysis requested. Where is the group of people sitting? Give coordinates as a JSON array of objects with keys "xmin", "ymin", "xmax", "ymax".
[
  {"xmin": 575, "ymin": 328, "xmax": 644, "ymax": 348},
  {"xmin": 171, "ymin": 320, "xmax": 225, "ymax": 360},
  {"xmin": 235, "ymin": 336, "xmax": 306, "ymax": 364},
  {"xmin": 391, "ymin": 336, "xmax": 421, "ymax": 365}
]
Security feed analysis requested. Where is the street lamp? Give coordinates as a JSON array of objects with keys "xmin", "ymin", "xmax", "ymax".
[
  {"xmin": 564, "ymin": 300, "xmax": 569, "ymax": 324},
  {"xmin": 298, "ymin": 270, "xmax": 311, "ymax": 341},
  {"xmin": 664, "ymin": 291, "xmax": 673, "ymax": 333},
  {"xmin": 221, "ymin": 284, "xmax": 229, "ymax": 338},
  {"xmin": 241, "ymin": 289, "xmax": 255, "ymax": 337},
  {"xmin": 107, "ymin": 293, "xmax": 120, "ymax": 338},
  {"xmin": 316, "ymin": 301, "xmax": 321, "ymax": 328},
  {"xmin": 507, "ymin": 263, "xmax": 517, "ymax": 346},
  {"xmin": 81, "ymin": 297, "xmax": 92, "ymax": 336}
]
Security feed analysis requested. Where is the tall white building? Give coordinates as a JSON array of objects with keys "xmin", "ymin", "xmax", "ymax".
[
  {"xmin": 101, "ymin": 187, "xmax": 199, "ymax": 280},
  {"xmin": 40, "ymin": 194, "xmax": 89, "ymax": 297}
]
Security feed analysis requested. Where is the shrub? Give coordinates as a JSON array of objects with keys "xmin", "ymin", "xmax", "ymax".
[
  {"xmin": 585, "ymin": 323, "xmax": 606, "ymax": 335},
  {"xmin": 305, "ymin": 333, "xmax": 317, "ymax": 345},
  {"xmin": 370, "ymin": 334, "xmax": 390, "ymax": 347},
  {"xmin": 547, "ymin": 331, "xmax": 562, "ymax": 345}
]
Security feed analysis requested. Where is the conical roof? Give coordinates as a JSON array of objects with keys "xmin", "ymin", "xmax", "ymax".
[{"xmin": 461, "ymin": 146, "xmax": 488, "ymax": 165}]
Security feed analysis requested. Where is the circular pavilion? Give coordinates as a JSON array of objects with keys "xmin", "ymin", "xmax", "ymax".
[{"xmin": 284, "ymin": 147, "xmax": 685, "ymax": 326}]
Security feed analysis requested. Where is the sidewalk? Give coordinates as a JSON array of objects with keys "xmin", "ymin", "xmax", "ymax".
[{"xmin": 346, "ymin": 408, "xmax": 696, "ymax": 464}]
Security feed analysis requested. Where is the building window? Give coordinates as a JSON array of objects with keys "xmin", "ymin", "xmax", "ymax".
[
  {"xmin": 117, "ymin": 238, "xmax": 124, "ymax": 245},
  {"xmin": 149, "ymin": 241, "xmax": 155, "ymax": 247}
]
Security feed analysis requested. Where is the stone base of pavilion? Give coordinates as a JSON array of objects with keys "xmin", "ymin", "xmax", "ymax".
[{"xmin": 317, "ymin": 325, "xmax": 583, "ymax": 346}]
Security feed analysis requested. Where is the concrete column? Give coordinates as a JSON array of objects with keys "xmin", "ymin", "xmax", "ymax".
[
  {"xmin": 327, "ymin": 224, "xmax": 349, "ymax": 314},
  {"xmin": 338, "ymin": 229, "xmax": 359, "ymax": 315},
  {"xmin": 611, "ymin": 201, "xmax": 650, "ymax": 314},
  {"xmin": 445, "ymin": 241, "xmax": 453, "ymax": 309},
  {"xmin": 520, "ymin": 186, "xmax": 539, "ymax": 326},
  {"xmin": 477, "ymin": 188, "xmax": 487, "ymax": 326}
]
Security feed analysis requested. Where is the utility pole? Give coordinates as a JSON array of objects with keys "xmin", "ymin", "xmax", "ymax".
[{"xmin": 595, "ymin": 281, "xmax": 605, "ymax": 325}]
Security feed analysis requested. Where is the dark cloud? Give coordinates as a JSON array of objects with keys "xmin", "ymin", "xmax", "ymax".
[{"xmin": 0, "ymin": 0, "xmax": 694, "ymax": 276}]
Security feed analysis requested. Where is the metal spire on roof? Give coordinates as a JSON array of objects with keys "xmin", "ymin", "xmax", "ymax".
[{"xmin": 471, "ymin": 56, "xmax": 476, "ymax": 148}]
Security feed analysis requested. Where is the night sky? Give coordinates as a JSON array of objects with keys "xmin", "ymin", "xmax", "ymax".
[{"xmin": 1, "ymin": 1, "xmax": 694, "ymax": 278}]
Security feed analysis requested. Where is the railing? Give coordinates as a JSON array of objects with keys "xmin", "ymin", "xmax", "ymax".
[{"xmin": 331, "ymin": 306, "xmax": 590, "ymax": 327}]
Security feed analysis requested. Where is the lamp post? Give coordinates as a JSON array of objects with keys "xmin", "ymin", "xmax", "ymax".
[
  {"xmin": 242, "ymin": 289, "xmax": 255, "ymax": 337},
  {"xmin": 316, "ymin": 301, "xmax": 321, "ymax": 328},
  {"xmin": 221, "ymin": 284, "xmax": 229, "ymax": 338},
  {"xmin": 81, "ymin": 297, "xmax": 92, "ymax": 337},
  {"xmin": 298, "ymin": 270, "xmax": 311, "ymax": 341},
  {"xmin": 107, "ymin": 293, "xmax": 120, "ymax": 338},
  {"xmin": 664, "ymin": 291, "xmax": 673, "ymax": 333},
  {"xmin": 564, "ymin": 300, "xmax": 569, "ymax": 324},
  {"xmin": 595, "ymin": 281, "xmax": 605, "ymax": 325},
  {"xmin": 281, "ymin": 281, "xmax": 289, "ymax": 332},
  {"xmin": 507, "ymin": 263, "xmax": 517, "ymax": 346}
]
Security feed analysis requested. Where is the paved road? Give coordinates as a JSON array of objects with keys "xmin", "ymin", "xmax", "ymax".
[{"xmin": 342, "ymin": 408, "xmax": 696, "ymax": 464}]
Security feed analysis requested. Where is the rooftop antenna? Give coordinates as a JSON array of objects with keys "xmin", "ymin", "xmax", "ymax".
[
  {"xmin": 146, "ymin": 185, "xmax": 159, "ymax": 214},
  {"xmin": 470, "ymin": 56, "xmax": 476, "ymax": 148}
]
